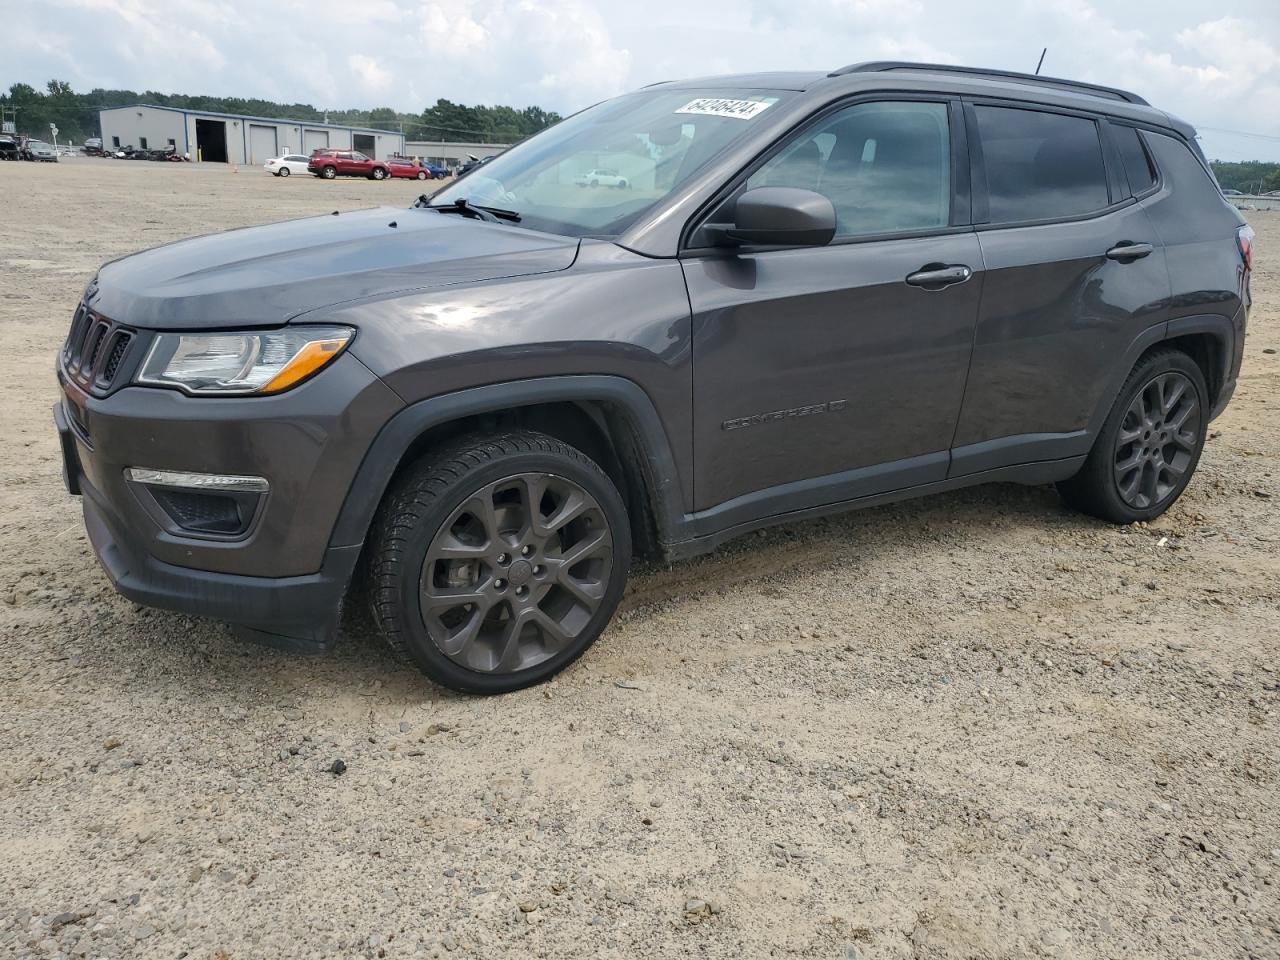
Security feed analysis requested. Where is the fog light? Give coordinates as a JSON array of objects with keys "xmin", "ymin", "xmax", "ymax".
[{"xmin": 125, "ymin": 468, "xmax": 269, "ymax": 492}]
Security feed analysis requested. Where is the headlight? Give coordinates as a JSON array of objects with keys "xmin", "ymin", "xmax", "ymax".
[{"xmin": 137, "ymin": 326, "xmax": 354, "ymax": 396}]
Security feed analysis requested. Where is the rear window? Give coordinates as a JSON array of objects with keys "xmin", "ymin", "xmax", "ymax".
[
  {"xmin": 1112, "ymin": 125, "xmax": 1157, "ymax": 195},
  {"xmin": 975, "ymin": 106, "xmax": 1109, "ymax": 222}
]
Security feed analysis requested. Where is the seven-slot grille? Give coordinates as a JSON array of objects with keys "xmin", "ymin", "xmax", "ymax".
[{"xmin": 63, "ymin": 305, "xmax": 135, "ymax": 390}]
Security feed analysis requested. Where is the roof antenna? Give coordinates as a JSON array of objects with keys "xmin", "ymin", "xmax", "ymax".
[{"xmin": 1034, "ymin": 47, "xmax": 1047, "ymax": 75}]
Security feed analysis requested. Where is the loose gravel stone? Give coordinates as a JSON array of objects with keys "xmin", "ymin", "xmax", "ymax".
[{"xmin": 1, "ymin": 165, "xmax": 1277, "ymax": 960}]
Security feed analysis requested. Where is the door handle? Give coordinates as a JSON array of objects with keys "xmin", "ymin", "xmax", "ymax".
[
  {"xmin": 905, "ymin": 264, "xmax": 972, "ymax": 289},
  {"xmin": 1105, "ymin": 241, "xmax": 1154, "ymax": 262}
]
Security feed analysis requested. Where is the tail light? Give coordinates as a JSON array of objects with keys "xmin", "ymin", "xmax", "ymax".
[{"xmin": 1237, "ymin": 225, "xmax": 1254, "ymax": 271}]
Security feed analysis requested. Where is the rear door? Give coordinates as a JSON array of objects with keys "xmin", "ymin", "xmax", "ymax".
[
  {"xmin": 950, "ymin": 102, "xmax": 1169, "ymax": 475},
  {"xmin": 685, "ymin": 97, "xmax": 983, "ymax": 515}
]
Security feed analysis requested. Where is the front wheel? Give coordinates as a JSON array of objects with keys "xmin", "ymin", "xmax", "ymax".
[
  {"xmin": 1057, "ymin": 349, "xmax": 1208, "ymax": 524},
  {"xmin": 416, "ymin": 170, "xmax": 427, "ymax": 180},
  {"xmin": 371, "ymin": 167, "xmax": 387, "ymax": 180},
  {"xmin": 368, "ymin": 431, "xmax": 631, "ymax": 693}
]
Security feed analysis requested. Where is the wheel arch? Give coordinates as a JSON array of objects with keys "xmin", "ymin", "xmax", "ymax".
[
  {"xmin": 329, "ymin": 376, "xmax": 685, "ymax": 562},
  {"xmin": 1089, "ymin": 314, "xmax": 1235, "ymax": 437},
  {"xmin": 1159, "ymin": 315, "xmax": 1234, "ymax": 412}
]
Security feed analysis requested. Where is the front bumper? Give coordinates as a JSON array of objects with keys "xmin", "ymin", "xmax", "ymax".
[{"xmin": 54, "ymin": 352, "xmax": 403, "ymax": 649}]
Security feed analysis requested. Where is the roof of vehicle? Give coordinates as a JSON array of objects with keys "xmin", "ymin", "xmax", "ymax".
[
  {"xmin": 654, "ymin": 71, "xmax": 827, "ymax": 91},
  {"xmin": 651, "ymin": 61, "xmax": 1192, "ymax": 138}
]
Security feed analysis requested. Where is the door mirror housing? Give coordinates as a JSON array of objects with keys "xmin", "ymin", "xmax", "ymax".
[{"xmin": 723, "ymin": 187, "xmax": 836, "ymax": 247}]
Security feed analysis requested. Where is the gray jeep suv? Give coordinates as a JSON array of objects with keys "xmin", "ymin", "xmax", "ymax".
[{"xmin": 55, "ymin": 62, "xmax": 1252, "ymax": 692}]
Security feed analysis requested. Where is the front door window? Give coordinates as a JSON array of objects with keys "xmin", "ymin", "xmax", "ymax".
[{"xmin": 746, "ymin": 100, "xmax": 952, "ymax": 237}]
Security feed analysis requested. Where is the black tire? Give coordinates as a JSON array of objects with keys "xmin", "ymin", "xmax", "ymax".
[
  {"xmin": 371, "ymin": 167, "xmax": 387, "ymax": 180},
  {"xmin": 278, "ymin": 167, "xmax": 290, "ymax": 177},
  {"xmin": 368, "ymin": 430, "xmax": 631, "ymax": 693},
  {"xmin": 1057, "ymin": 349, "xmax": 1208, "ymax": 524},
  {"xmin": 321, "ymin": 165, "xmax": 336, "ymax": 179},
  {"xmin": 416, "ymin": 170, "xmax": 427, "ymax": 180}
]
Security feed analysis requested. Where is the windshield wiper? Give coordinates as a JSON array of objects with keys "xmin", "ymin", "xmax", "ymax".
[{"xmin": 416, "ymin": 196, "xmax": 521, "ymax": 224}]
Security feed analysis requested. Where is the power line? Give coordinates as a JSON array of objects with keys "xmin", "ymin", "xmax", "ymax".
[{"xmin": 1195, "ymin": 125, "xmax": 1280, "ymax": 143}]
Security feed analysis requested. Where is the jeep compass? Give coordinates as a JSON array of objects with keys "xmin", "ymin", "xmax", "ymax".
[{"xmin": 54, "ymin": 62, "xmax": 1252, "ymax": 692}]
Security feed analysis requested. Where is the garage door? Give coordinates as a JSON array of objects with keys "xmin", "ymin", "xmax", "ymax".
[
  {"xmin": 303, "ymin": 129, "xmax": 329, "ymax": 154},
  {"xmin": 248, "ymin": 124, "xmax": 278, "ymax": 164}
]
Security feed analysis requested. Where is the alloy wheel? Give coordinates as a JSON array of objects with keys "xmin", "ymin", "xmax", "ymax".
[
  {"xmin": 1113, "ymin": 371, "xmax": 1201, "ymax": 509},
  {"xmin": 419, "ymin": 472, "xmax": 614, "ymax": 674}
]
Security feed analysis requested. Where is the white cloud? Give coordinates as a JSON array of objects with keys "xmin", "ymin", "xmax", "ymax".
[
  {"xmin": 348, "ymin": 54, "xmax": 392, "ymax": 95},
  {"xmin": 2, "ymin": 0, "xmax": 1277, "ymax": 159}
]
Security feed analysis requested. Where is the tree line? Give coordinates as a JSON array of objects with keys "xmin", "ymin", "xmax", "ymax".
[
  {"xmin": 2, "ymin": 80, "xmax": 562, "ymax": 145},
  {"xmin": 1209, "ymin": 161, "xmax": 1280, "ymax": 194}
]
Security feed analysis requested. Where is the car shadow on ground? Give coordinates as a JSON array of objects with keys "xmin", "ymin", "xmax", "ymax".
[{"xmin": 58, "ymin": 478, "xmax": 1093, "ymax": 707}]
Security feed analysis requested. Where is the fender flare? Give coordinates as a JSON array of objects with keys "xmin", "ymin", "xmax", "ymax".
[
  {"xmin": 1086, "ymin": 313, "xmax": 1236, "ymax": 437},
  {"xmin": 327, "ymin": 375, "xmax": 686, "ymax": 549}
]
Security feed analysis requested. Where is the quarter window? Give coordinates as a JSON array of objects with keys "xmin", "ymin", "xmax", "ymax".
[
  {"xmin": 974, "ymin": 106, "xmax": 1109, "ymax": 222},
  {"xmin": 746, "ymin": 100, "xmax": 951, "ymax": 238},
  {"xmin": 1112, "ymin": 125, "xmax": 1156, "ymax": 195}
]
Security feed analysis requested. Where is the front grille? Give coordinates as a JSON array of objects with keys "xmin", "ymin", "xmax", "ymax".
[
  {"xmin": 101, "ymin": 332, "xmax": 131, "ymax": 382},
  {"xmin": 62, "ymin": 305, "xmax": 136, "ymax": 390}
]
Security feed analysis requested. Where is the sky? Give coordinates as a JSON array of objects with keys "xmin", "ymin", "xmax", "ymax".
[{"xmin": 4, "ymin": 0, "xmax": 1279, "ymax": 161}]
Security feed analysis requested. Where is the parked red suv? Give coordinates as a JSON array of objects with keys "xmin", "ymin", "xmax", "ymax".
[{"xmin": 308, "ymin": 149, "xmax": 390, "ymax": 180}]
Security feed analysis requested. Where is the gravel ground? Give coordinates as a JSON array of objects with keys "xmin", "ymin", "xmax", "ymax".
[{"xmin": 1, "ymin": 159, "xmax": 1277, "ymax": 960}]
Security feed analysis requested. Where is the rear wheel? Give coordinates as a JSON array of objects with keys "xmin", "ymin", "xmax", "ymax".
[
  {"xmin": 1057, "ymin": 349, "xmax": 1208, "ymax": 524},
  {"xmin": 368, "ymin": 431, "xmax": 631, "ymax": 693},
  {"xmin": 321, "ymin": 165, "xmax": 336, "ymax": 179},
  {"xmin": 278, "ymin": 167, "xmax": 290, "ymax": 177}
]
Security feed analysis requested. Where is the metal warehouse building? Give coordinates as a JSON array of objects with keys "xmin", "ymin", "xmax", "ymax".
[{"xmin": 99, "ymin": 105, "xmax": 405, "ymax": 165}]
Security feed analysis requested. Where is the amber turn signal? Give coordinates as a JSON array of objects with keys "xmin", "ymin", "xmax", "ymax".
[{"xmin": 260, "ymin": 337, "xmax": 352, "ymax": 394}]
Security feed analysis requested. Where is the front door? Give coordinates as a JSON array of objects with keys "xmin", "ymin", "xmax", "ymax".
[{"xmin": 685, "ymin": 98, "xmax": 983, "ymax": 518}]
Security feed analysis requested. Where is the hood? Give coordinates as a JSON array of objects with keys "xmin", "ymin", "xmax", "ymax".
[{"xmin": 89, "ymin": 207, "xmax": 579, "ymax": 329}]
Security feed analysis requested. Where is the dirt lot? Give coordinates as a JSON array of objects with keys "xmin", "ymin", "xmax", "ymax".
[{"xmin": 1, "ymin": 159, "xmax": 1277, "ymax": 960}]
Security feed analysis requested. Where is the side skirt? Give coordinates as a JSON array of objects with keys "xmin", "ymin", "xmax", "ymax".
[{"xmin": 662, "ymin": 455, "xmax": 1085, "ymax": 562}]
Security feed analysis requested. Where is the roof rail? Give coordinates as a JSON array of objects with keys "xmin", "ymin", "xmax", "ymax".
[{"xmin": 828, "ymin": 61, "xmax": 1149, "ymax": 106}]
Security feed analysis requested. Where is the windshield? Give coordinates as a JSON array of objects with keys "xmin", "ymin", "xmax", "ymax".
[{"xmin": 429, "ymin": 88, "xmax": 794, "ymax": 239}]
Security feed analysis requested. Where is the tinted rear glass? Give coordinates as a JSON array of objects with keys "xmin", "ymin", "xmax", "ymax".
[
  {"xmin": 1112, "ymin": 125, "xmax": 1156, "ymax": 195},
  {"xmin": 975, "ymin": 106, "xmax": 1109, "ymax": 222}
]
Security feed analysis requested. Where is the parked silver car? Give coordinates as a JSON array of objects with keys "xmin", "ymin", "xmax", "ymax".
[{"xmin": 25, "ymin": 140, "xmax": 58, "ymax": 162}]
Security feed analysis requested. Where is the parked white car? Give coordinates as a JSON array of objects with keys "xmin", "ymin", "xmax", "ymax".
[
  {"xmin": 575, "ymin": 167, "xmax": 629, "ymax": 188},
  {"xmin": 264, "ymin": 154, "xmax": 311, "ymax": 177}
]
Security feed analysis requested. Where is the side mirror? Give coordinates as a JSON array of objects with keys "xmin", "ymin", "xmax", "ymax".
[{"xmin": 725, "ymin": 187, "xmax": 836, "ymax": 247}]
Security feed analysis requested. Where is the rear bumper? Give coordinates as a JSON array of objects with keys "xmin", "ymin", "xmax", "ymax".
[{"xmin": 56, "ymin": 401, "xmax": 360, "ymax": 651}]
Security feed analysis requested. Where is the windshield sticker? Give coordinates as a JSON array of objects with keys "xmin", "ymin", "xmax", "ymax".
[{"xmin": 675, "ymin": 98, "xmax": 775, "ymax": 120}]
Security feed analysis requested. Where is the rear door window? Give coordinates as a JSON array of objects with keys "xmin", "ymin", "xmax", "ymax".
[
  {"xmin": 974, "ymin": 105, "xmax": 1109, "ymax": 222},
  {"xmin": 1112, "ymin": 125, "xmax": 1157, "ymax": 196}
]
